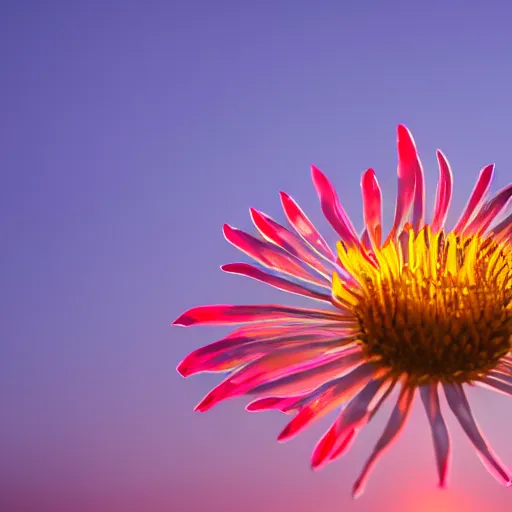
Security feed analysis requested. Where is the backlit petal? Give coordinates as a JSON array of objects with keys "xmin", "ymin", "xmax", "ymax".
[
  {"xmin": 311, "ymin": 165, "xmax": 360, "ymax": 247},
  {"xmin": 221, "ymin": 263, "xmax": 332, "ymax": 302},
  {"xmin": 420, "ymin": 383, "xmax": 451, "ymax": 488},
  {"xmin": 173, "ymin": 304, "xmax": 347, "ymax": 326},
  {"xmin": 431, "ymin": 150, "xmax": 453, "ymax": 233},
  {"xmin": 279, "ymin": 191, "xmax": 336, "ymax": 261},
  {"xmin": 352, "ymin": 383, "xmax": 415, "ymax": 498},
  {"xmin": 443, "ymin": 383, "xmax": 512, "ymax": 487},
  {"xmin": 453, "ymin": 164, "xmax": 494, "ymax": 234}
]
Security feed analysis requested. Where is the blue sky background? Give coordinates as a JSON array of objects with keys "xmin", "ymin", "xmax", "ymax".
[{"xmin": 2, "ymin": 1, "xmax": 512, "ymax": 510}]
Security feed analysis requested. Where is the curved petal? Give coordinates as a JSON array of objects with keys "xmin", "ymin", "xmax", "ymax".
[
  {"xmin": 311, "ymin": 425, "xmax": 357, "ymax": 471},
  {"xmin": 310, "ymin": 375, "xmax": 391, "ymax": 470},
  {"xmin": 489, "ymin": 365, "xmax": 512, "ymax": 381},
  {"xmin": 223, "ymin": 224, "xmax": 330, "ymax": 286},
  {"xmin": 327, "ymin": 427, "xmax": 358, "ymax": 464},
  {"xmin": 453, "ymin": 164, "xmax": 494, "ymax": 234},
  {"xmin": 279, "ymin": 192, "xmax": 336, "ymax": 261},
  {"xmin": 406, "ymin": 127, "xmax": 426, "ymax": 231},
  {"xmin": 360, "ymin": 228, "xmax": 372, "ymax": 251},
  {"xmin": 245, "ymin": 347, "xmax": 363, "ymax": 397},
  {"xmin": 352, "ymin": 383, "xmax": 415, "ymax": 498},
  {"xmin": 195, "ymin": 346, "xmax": 363, "ymax": 411},
  {"xmin": 443, "ymin": 383, "xmax": 512, "ymax": 486},
  {"xmin": 431, "ymin": 150, "xmax": 453, "ymax": 233},
  {"xmin": 324, "ymin": 379, "xmax": 396, "ymax": 468},
  {"xmin": 221, "ymin": 263, "xmax": 332, "ymax": 302},
  {"xmin": 214, "ymin": 321, "xmax": 349, "ymax": 342},
  {"xmin": 173, "ymin": 304, "xmax": 348, "ymax": 327},
  {"xmin": 249, "ymin": 208, "xmax": 333, "ymax": 278},
  {"xmin": 246, "ymin": 395, "xmax": 302, "ymax": 413},
  {"xmin": 463, "ymin": 184, "xmax": 512, "ymax": 236},
  {"xmin": 277, "ymin": 363, "xmax": 377, "ymax": 441},
  {"xmin": 420, "ymin": 383, "xmax": 451, "ymax": 488},
  {"xmin": 311, "ymin": 165, "xmax": 360, "ymax": 247},
  {"xmin": 178, "ymin": 322, "xmax": 352, "ymax": 366},
  {"xmin": 178, "ymin": 330, "xmax": 355, "ymax": 377},
  {"xmin": 387, "ymin": 125, "xmax": 420, "ymax": 240},
  {"xmin": 361, "ymin": 168, "xmax": 382, "ymax": 247},
  {"xmin": 489, "ymin": 213, "xmax": 512, "ymax": 240},
  {"xmin": 479, "ymin": 375, "xmax": 512, "ymax": 397}
]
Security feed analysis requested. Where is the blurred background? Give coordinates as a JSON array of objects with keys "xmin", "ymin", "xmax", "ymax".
[{"xmin": 2, "ymin": 0, "xmax": 512, "ymax": 510}]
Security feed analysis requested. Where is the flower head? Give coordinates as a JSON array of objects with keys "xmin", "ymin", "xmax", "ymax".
[{"xmin": 173, "ymin": 125, "xmax": 512, "ymax": 496}]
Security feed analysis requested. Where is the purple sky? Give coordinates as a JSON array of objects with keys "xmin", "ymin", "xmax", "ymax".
[{"xmin": 2, "ymin": 1, "xmax": 512, "ymax": 511}]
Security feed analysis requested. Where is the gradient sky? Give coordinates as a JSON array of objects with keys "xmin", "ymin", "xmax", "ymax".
[{"xmin": 2, "ymin": 1, "xmax": 512, "ymax": 511}]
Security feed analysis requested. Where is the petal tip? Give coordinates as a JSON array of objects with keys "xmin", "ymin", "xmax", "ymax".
[
  {"xmin": 279, "ymin": 191, "xmax": 290, "ymax": 202},
  {"xmin": 194, "ymin": 395, "xmax": 215, "ymax": 412},
  {"xmin": 438, "ymin": 469, "xmax": 449, "ymax": 490},
  {"xmin": 310, "ymin": 164, "xmax": 324, "ymax": 182},
  {"xmin": 176, "ymin": 361, "xmax": 190, "ymax": 377},
  {"xmin": 397, "ymin": 124, "xmax": 411, "ymax": 136},
  {"xmin": 172, "ymin": 313, "xmax": 191, "ymax": 327},
  {"xmin": 351, "ymin": 482, "xmax": 364, "ymax": 500},
  {"xmin": 277, "ymin": 426, "xmax": 293, "ymax": 442},
  {"xmin": 397, "ymin": 124, "xmax": 417, "ymax": 154},
  {"xmin": 246, "ymin": 397, "xmax": 273, "ymax": 412}
]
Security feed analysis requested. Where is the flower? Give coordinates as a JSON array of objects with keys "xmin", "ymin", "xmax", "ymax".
[{"xmin": 173, "ymin": 125, "xmax": 512, "ymax": 497}]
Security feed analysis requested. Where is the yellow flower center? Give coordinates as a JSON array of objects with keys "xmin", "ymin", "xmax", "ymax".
[{"xmin": 333, "ymin": 226, "xmax": 512, "ymax": 383}]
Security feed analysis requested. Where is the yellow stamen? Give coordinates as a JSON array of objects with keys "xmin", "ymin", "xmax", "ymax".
[{"xmin": 336, "ymin": 226, "xmax": 512, "ymax": 383}]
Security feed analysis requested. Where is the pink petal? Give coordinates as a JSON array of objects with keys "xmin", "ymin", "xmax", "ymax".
[
  {"xmin": 246, "ymin": 396, "xmax": 301, "ymax": 413},
  {"xmin": 186, "ymin": 321, "xmax": 350, "ymax": 355},
  {"xmin": 463, "ymin": 184, "xmax": 512, "ymax": 236},
  {"xmin": 223, "ymin": 224, "xmax": 329, "ymax": 287},
  {"xmin": 249, "ymin": 209, "xmax": 333, "ymax": 278},
  {"xmin": 367, "ymin": 378, "xmax": 397, "ymax": 421},
  {"xmin": 328, "ymin": 427, "xmax": 358, "ymax": 462},
  {"xmin": 173, "ymin": 304, "xmax": 347, "ymax": 327},
  {"xmin": 279, "ymin": 191, "xmax": 336, "ymax": 261},
  {"xmin": 360, "ymin": 169, "xmax": 382, "ymax": 246},
  {"xmin": 431, "ymin": 150, "xmax": 453, "ymax": 233},
  {"xmin": 453, "ymin": 164, "xmax": 494, "ymax": 234},
  {"xmin": 277, "ymin": 363, "xmax": 376, "ymax": 442},
  {"xmin": 310, "ymin": 375, "xmax": 390, "ymax": 470},
  {"xmin": 489, "ymin": 213, "xmax": 512, "ymax": 238},
  {"xmin": 443, "ymin": 383, "xmax": 512, "ymax": 486},
  {"xmin": 352, "ymin": 383, "xmax": 415, "ymax": 498},
  {"xmin": 246, "ymin": 347, "xmax": 363, "ymax": 397},
  {"xmin": 223, "ymin": 321, "xmax": 344, "ymax": 339},
  {"xmin": 490, "ymin": 365, "xmax": 512, "ymax": 381},
  {"xmin": 402, "ymin": 126, "xmax": 425, "ymax": 231},
  {"xmin": 311, "ymin": 165, "xmax": 360, "ymax": 247},
  {"xmin": 479, "ymin": 375, "xmax": 512, "ymax": 397},
  {"xmin": 360, "ymin": 229, "xmax": 372, "ymax": 251},
  {"xmin": 221, "ymin": 263, "xmax": 332, "ymax": 302},
  {"xmin": 420, "ymin": 383, "xmax": 451, "ymax": 488},
  {"xmin": 387, "ymin": 125, "xmax": 420, "ymax": 240},
  {"xmin": 194, "ymin": 346, "xmax": 362, "ymax": 412},
  {"xmin": 311, "ymin": 426, "xmax": 357, "ymax": 470},
  {"xmin": 178, "ymin": 329, "xmax": 352, "ymax": 377}
]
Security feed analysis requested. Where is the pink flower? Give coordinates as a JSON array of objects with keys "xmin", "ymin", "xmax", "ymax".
[{"xmin": 173, "ymin": 125, "xmax": 512, "ymax": 497}]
